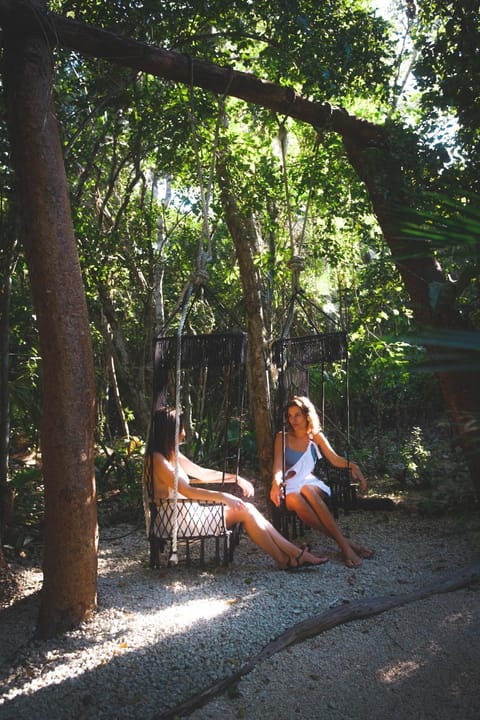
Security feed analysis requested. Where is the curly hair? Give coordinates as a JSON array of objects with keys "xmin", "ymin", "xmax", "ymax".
[{"xmin": 285, "ymin": 396, "xmax": 322, "ymax": 435}]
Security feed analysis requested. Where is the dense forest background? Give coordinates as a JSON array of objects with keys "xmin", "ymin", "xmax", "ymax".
[{"xmin": 0, "ymin": 0, "xmax": 479, "ymax": 634}]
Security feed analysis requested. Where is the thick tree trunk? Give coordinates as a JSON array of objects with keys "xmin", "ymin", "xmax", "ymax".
[
  {"xmin": 341, "ymin": 130, "xmax": 480, "ymax": 498},
  {"xmin": 2, "ymin": 13, "xmax": 97, "ymax": 637},
  {"xmin": 217, "ymin": 157, "xmax": 273, "ymax": 487}
]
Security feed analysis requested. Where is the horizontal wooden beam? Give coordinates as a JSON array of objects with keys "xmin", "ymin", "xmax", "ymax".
[{"xmin": 0, "ymin": 0, "xmax": 381, "ymax": 141}]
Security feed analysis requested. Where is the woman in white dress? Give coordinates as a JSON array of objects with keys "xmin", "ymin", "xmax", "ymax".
[
  {"xmin": 270, "ymin": 396, "xmax": 373, "ymax": 568},
  {"xmin": 145, "ymin": 407, "xmax": 328, "ymax": 570}
]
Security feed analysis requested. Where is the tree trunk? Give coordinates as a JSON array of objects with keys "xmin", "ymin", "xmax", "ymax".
[
  {"xmin": 341, "ymin": 129, "xmax": 480, "ymax": 498},
  {"xmin": 217, "ymin": 157, "xmax": 273, "ymax": 487},
  {"xmin": 2, "ymin": 11, "xmax": 97, "ymax": 637},
  {"xmin": 0, "ymin": 231, "xmax": 15, "ymax": 552}
]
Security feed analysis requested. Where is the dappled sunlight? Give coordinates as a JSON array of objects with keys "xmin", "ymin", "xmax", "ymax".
[
  {"xmin": 1, "ymin": 585, "xmax": 251, "ymax": 704},
  {"xmin": 148, "ymin": 595, "xmax": 233, "ymax": 628},
  {"xmin": 2, "ymin": 512, "xmax": 479, "ymax": 720},
  {"xmin": 376, "ymin": 605, "xmax": 479, "ymax": 692},
  {"xmin": 377, "ymin": 658, "xmax": 424, "ymax": 684}
]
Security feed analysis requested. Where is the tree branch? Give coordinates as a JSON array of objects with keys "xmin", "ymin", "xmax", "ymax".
[
  {"xmin": 0, "ymin": 0, "xmax": 383, "ymax": 141},
  {"xmin": 154, "ymin": 563, "xmax": 480, "ymax": 719}
]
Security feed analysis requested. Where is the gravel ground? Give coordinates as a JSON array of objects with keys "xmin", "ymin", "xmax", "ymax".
[{"xmin": 1, "ymin": 507, "xmax": 479, "ymax": 720}]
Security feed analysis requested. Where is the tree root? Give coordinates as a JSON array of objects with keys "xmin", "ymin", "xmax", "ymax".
[{"xmin": 153, "ymin": 562, "xmax": 480, "ymax": 720}]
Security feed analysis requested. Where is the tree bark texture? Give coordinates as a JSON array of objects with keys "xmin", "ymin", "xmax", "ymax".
[
  {"xmin": 217, "ymin": 155, "xmax": 273, "ymax": 487},
  {"xmin": 2, "ymin": 12, "xmax": 97, "ymax": 637},
  {"xmin": 0, "ymin": 1, "xmax": 478, "ymax": 497},
  {"xmin": 341, "ymin": 133, "xmax": 480, "ymax": 496}
]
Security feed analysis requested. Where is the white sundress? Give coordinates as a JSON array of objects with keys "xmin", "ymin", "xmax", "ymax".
[{"xmin": 284, "ymin": 440, "xmax": 331, "ymax": 497}]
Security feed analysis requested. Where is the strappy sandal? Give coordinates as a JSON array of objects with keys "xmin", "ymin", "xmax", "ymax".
[{"xmin": 285, "ymin": 547, "xmax": 329, "ymax": 571}]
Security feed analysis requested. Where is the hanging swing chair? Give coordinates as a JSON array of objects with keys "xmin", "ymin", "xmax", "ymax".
[
  {"xmin": 146, "ymin": 279, "xmax": 248, "ymax": 568},
  {"xmin": 271, "ymin": 285, "xmax": 357, "ymax": 539},
  {"xmin": 147, "ymin": 288, "xmax": 246, "ymax": 568},
  {"xmin": 144, "ymin": 81, "xmax": 249, "ymax": 567},
  {"xmin": 269, "ymin": 121, "xmax": 357, "ymax": 537}
]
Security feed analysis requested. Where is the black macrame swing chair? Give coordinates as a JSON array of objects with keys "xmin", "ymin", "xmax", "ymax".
[
  {"xmin": 271, "ymin": 280, "xmax": 357, "ymax": 539},
  {"xmin": 270, "ymin": 123, "xmax": 356, "ymax": 539},
  {"xmin": 145, "ymin": 83, "xmax": 247, "ymax": 567},
  {"xmin": 146, "ymin": 279, "xmax": 248, "ymax": 568}
]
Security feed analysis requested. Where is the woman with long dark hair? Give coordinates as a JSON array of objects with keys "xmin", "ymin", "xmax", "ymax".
[{"xmin": 145, "ymin": 407, "xmax": 328, "ymax": 570}]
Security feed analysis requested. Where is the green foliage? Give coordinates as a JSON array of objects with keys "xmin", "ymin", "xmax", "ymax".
[
  {"xmin": 398, "ymin": 426, "xmax": 433, "ymax": 487},
  {"xmin": 10, "ymin": 466, "xmax": 44, "ymax": 527},
  {"xmin": 95, "ymin": 436, "xmax": 145, "ymax": 518},
  {"xmin": 412, "ymin": 2, "xmax": 480, "ymax": 191},
  {"xmin": 357, "ymin": 419, "xmax": 474, "ymax": 510},
  {"xmin": 7, "ymin": 260, "xmax": 43, "ymax": 448},
  {"xmin": 186, "ymin": 413, "xmax": 257, "ymax": 472},
  {"xmin": 4, "ymin": 0, "xmax": 480, "ymax": 530}
]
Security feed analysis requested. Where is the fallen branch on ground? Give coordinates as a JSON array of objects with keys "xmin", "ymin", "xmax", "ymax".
[{"xmin": 153, "ymin": 562, "xmax": 480, "ymax": 720}]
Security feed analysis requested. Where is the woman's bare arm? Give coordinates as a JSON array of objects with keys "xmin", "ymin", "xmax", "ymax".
[
  {"xmin": 270, "ymin": 432, "xmax": 285, "ymax": 507},
  {"xmin": 313, "ymin": 432, "xmax": 367, "ymax": 491},
  {"xmin": 178, "ymin": 453, "xmax": 254, "ymax": 497},
  {"xmin": 152, "ymin": 452, "xmax": 246, "ymax": 509}
]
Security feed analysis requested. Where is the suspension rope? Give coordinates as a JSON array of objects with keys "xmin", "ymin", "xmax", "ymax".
[
  {"xmin": 278, "ymin": 119, "xmax": 296, "ymax": 258},
  {"xmin": 297, "ymin": 132, "xmax": 321, "ymax": 256},
  {"xmin": 187, "ymin": 60, "xmax": 226, "ymax": 283},
  {"xmin": 170, "ymin": 281, "xmax": 194, "ymax": 565},
  {"xmin": 168, "ymin": 71, "xmax": 230, "ymax": 561}
]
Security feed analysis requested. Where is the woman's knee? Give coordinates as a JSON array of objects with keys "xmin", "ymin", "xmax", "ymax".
[
  {"xmin": 285, "ymin": 493, "xmax": 303, "ymax": 512},
  {"xmin": 301, "ymin": 485, "xmax": 327, "ymax": 507},
  {"xmin": 239, "ymin": 502, "xmax": 263, "ymax": 524}
]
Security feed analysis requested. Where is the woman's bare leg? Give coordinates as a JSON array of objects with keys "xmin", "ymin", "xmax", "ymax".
[
  {"xmin": 225, "ymin": 503, "xmax": 328, "ymax": 569},
  {"xmin": 287, "ymin": 487, "xmax": 373, "ymax": 567}
]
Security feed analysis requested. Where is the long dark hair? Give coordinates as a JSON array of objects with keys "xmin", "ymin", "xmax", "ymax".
[
  {"xmin": 147, "ymin": 408, "xmax": 184, "ymax": 459},
  {"xmin": 144, "ymin": 408, "xmax": 184, "ymax": 499}
]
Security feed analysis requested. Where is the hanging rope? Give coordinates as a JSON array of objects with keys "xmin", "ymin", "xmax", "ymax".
[
  {"xmin": 187, "ymin": 59, "xmax": 227, "ymax": 284},
  {"xmin": 297, "ymin": 132, "xmax": 321, "ymax": 257},
  {"xmin": 278, "ymin": 120, "xmax": 296, "ymax": 259},
  {"xmin": 168, "ymin": 68, "xmax": 232, "ymax": 561},
  {"xmin": 278, "ymin": 122, "xmax": 321, "ymax": 322},
  {"xmin": 170, "ymin": 282, "xmax": 193, "ymax": 565}
]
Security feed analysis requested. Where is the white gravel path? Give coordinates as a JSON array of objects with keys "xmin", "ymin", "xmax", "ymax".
[{"xmin": 1, "ymin": 508, "xmax": 479, "ymax": 720}]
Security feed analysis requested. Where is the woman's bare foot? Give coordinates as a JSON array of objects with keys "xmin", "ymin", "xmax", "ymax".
[
  {"xmin": 349, "ymin": 541, "xmax": 375, "ymax": 559},
  {"xmin": 342, "ymin": 546, "xmax": 363, "ymax": 568}
]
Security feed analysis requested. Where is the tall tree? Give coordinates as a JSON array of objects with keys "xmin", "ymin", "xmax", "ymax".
[
  {"xmin": 217, "ymin": 148, "xmax": 274, "ymax": 485},
  {"xmin": 2, "ymin": 3, "xmax": 97, "ymax": 636}
]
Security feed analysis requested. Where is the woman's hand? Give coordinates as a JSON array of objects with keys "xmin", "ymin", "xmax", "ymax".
[
  {"xmin": 222, "ymin": 493, "xmax": 247, "ymax": 511},
  {"xmin": 237, "ymin": 476, "xmax": 255, "ymax": 498},
  {"xmin": 269, "ymin": 483, "xmax": 283, "ymax": 507},
  {"xmin": 350, "ymin": 463, "xmax": 367, "ymax": 492}
]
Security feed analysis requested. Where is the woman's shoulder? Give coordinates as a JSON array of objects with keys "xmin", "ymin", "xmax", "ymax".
[
  {"xmin": 151, "ymin": 450, "xmax": 174, "ymax": 474},
  {"xmin": 275, "ymin": 430, "xmax": 295, "ymax": 442}
]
